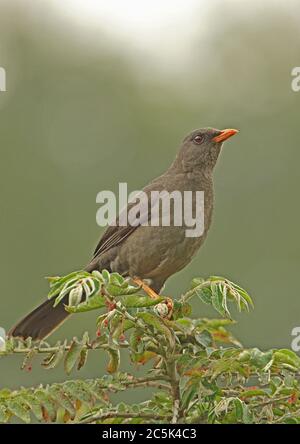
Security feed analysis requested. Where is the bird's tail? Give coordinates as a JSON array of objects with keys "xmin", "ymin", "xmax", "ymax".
[{"xmin": 8, "ymin": 297, "xmax": 70, "ymax": 340}]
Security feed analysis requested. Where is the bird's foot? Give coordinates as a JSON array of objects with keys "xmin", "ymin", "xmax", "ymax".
[
  {"xmin": 133, "ymin": 278, "xmax": 173, "ymax": 319},
  {"xmin": 133, "ymin": 278, "xmax": 160, "ymax": 299}
]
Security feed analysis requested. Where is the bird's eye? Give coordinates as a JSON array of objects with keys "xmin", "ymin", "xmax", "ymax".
[{"xmin": 193, "ymin": 134, "xmax": 204, "ymax": 145}]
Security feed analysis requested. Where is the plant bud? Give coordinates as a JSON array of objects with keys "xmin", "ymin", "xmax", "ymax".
[{"xmin": 68, "ymin": 285, "xmax": 83, "ymax": 306}]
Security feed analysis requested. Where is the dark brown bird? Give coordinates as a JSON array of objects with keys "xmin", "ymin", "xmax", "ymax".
[{"xmin": 9, "ymin": 127, "xmax": 238, "ymax": 340}]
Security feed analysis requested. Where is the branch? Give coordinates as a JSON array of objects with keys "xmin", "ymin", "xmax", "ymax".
[{"xmin": 80, "ymin": 412, "xmax": 171, "ymax": 424}]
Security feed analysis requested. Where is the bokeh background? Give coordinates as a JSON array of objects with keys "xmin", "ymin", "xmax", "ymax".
[{"xmin": 0, "ymin": 0, "xmax": 299, "ymax": 399}]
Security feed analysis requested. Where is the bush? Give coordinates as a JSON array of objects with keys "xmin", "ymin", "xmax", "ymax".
[{"xmin": 1, "ymin": 271, "xmax": 300, "ymax": 424}]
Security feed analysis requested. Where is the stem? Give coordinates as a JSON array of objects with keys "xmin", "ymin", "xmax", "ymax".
[
  {"xmin": 80, "ymin": 412, "xmax": 171, "ymax": 424},
  {"xmin": 127, "ymin": 381, "xmax": 170, "ymax": 390},
  {"xmin": 166, "ymin": 359, "xmax": 181, "ymax": 424},
  {"xmin": 1, "ymin": 341, "xmax": 118, "ymax": 356},
  {"xmin": 181, "ymin": 280, "xmax": 214, "ymax": 303},
  {"xmin": 124, "ymin": 375, "xmax": 171, "ymax": 391},
  {"xmin": 172, "ymin": 399, "xmax": 180, "ymax": 424},
  {"xmin": 274, "ymin": 408, "xmax": 300, "ymax": 424},
  {"xmin": 251, "ymin": 395, "xmax": 291, "ymax": 409}
]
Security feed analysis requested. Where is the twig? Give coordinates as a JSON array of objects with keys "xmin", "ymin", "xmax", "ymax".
[
  {"xmin": 122, "ymin": 375, "xmax": 171, "ymax": 391},
  {"xmin": 251, "ymin": 395, "xmax": 291, "ymax": 409},
  {"xmin": 80, "ymin": 412, "xmax": 171, "ymax": 424},
  {"xmin": 181, "ymin": 280, "xmax": 219, "ymax": 303}
]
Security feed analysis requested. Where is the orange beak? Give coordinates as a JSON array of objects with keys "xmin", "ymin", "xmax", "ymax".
[{"xmin": 212, "ymin": 128, "xmax": 239, "ymax": 143}]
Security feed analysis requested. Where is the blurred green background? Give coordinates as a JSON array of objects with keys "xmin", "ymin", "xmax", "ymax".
[{"xmin": 0, "ymin": 0, "xmax": 299, "ymax": 396}]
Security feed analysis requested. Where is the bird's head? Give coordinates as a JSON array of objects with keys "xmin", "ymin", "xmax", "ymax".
[{"xmin": 175, "ymin": 127, "xmax": 238, "ymax": 173}]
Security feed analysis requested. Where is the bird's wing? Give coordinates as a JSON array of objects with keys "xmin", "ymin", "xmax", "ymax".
[
  {"xmin": 93, "ymin": 187, "xmax": 156, "ymax": 258},
  {"xmin": 92, "ymin": 223, "xmax": 136, "ymax": 258},
  {"xmin": 92, "ymin": 175, "xmax": 173, "ymax": 259}
]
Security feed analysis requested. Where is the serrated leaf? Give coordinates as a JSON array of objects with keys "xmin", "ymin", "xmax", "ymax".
[
  {"xmin": 0, "ymin": 404, "xmax": 10, "ymax": 423},
  {"xmin": 129, "ymin": 329, "xmax": 143, "ymax": 352},
  {"xmin": 249, "ymin": 348, "xmax": 274, "ymax": 369},
  {"xmin": 106, "ymin": 348, "xmax": 120, "ymax": 374},
  {"xmin": 64, "ymin": 340, "xmax": 84, "ymax": 375},
  {"xmin": 22, "ymin": 393, "xmax": 44, "ymax": 422},
  {"xmin": 21, "ymin": 349, "xmax": 37, "ymax": 370},
  {"xmin": 234, "ymin": 398, "xmax": 244, "ymax": 421},
  {"xmin": 194, "ymin": 286, "xmax": 212, "ymax": 305},
  {"xmin": 49, "ymin": 385, "xmax": 76, "ymax": 419},
  {"xmin": 63, "ymin": 381, "xmax": 95, "ymax": 406},
  {"xmin": 101, "ymin": 269, "xmax": 111, "ymax": 283},
  {"xmin": 6, "ymin": 399, "xmax": 30, "ymax": 423},
  {"xmin": 33, "ymin": 390, "xmax": 58, "ymax": 422},
  {"xmin": 181, "ymin": 384, "xmax": 198, "ymax": 410},
  {"xmin": 273, "ymin": 349, "xmax": 300, "ymax": 370},
  {"xmin": 195, "ymin": 329, "xmax": 213, "ymax": 348},
  {"xmin": 42, "ymin": 344, "xmax": 65, "ymax": 370},
  {"xmin": 77, "ymin": 348, "xmax": 88, "ymax": 371},
  {"xmin": 240, "ymin": 389, "xmax": 268, "ymax": 399},
  {"xmin": 137, "ymin": 312, "xmax": 175, "ymax": 348},
  {"xmin": 109, "ymin": 273, "xmax": 125, "ymax": 285},
  {"xmin": 48, "ymin": 271, "xmax": 88, "ymax": 299},
  {"xmin": 173, "ymin": 318, "xmax": 194, "ymax": 333},
  {"xmin": 121, "ymin": 294, "xmax": 164, "ymax": 308},
  {"xmin": 65, "ymin": 293, "xmax": 106, "ymax": 313},
  {"xmin": 211, "ymin": 282, "xmax": 229, "ymax": 318},
  {"xmin": 106, "ymin": 283, "xmax": 140, "ymax": 296},
  {"xmin": 190, "ymin": 277, "xmax": 205, "ymax": 288},
  {"xmin": 133, "ymin": 350, "xmax": 157, "ymax": 365}
]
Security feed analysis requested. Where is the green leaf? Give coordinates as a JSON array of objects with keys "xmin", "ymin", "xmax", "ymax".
[
  {"xmin": 234, "ymin": 398, "xmax": 244, "ymax": 421},
  {"xmin": 48, "ymin": 385, "xmax": 76, "ymax": 419},
  {"xmin": 63, "ymin": 381, "xmax": 95, "ymax": 406},
  {"xmin": 106, "ymin": 283, "xmax": 140, "ymax": 296},
  {"xmin": 181, "ymin": 384, "xmax": 198, "ymax": 410},
  {"xmin": 64, "ymin": 340, "xmax": 84, "ymax": 375},
  {"xmin": 109, "ymin": 273, "xmax": 125, "ymax": 286},
  {"xmin": 173, "ymin": 318, "xmax": 194, "ymax": 334},
  {"xmin": 22, "ymin": 393, "xmax": 44, "ymax": 422},
  {"xmin": 273, "ymin": 349, "xmax": 300, "ymax": 370},
  {"xmin": 77, "ymin": 348, "xmax": 88, "ymax": 371},
  {"xmin": 240, "ymin": 389, "xmax": 268, "ymax": 399},
  {"xmin": 101, "ymin": 269, "xmax": 111, "ymax": 283},
  {"xmin": 137, "ymin": 312, "xmax": 175, "ymax": 348},
  {"xmin": 34, "ymin": 390, "xmax": 57, "ymax": 422},
  {"xmin": 194, "ymin": 329, "xmax": 213, "ymax": 348},
  {"xmin": 129, "ymin": 329, "xmax": 143, "ymax": 352},
  {"xmin": 0, "ymin": 404, "xmax": 10, "ymax": 423},
  {"xmin": 194, "ymin": 286, "xmax": 212, "ymax": 305},
  {"xmin": 248, "ymin": 348, "xmax": 274, "ymax": 369},
  {"xmin": 106, "ymin": 348, "xmax": 120, "ymax": 374},
  {"xmin": 65, "ymin": 293, "xmax": 106, "ymax": 313},
  {"xmin": 42, "ymin": 344, "xmax": 65, "ymax": 370},
  {"xmin": 190, "ymin": 277, "xmax": 205, "ymax": 288},
  {"xmin": 120, "ymin": 294, "xmax": 164, "ymax": 308},
  {"xmin": 6, "ymin": 399, "xmax": 30, "ymax": 423},
  {"xmin": 48, "ymin": 271, "xmax": 89, "ymax": 299},
  {"xmin": 211, "ymin": 282, "xmax": 227, "ymax": 317}
]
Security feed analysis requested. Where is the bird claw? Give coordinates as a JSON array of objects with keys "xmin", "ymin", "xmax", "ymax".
[
  {"xmin": 133, "ymin": 278, "xmax": 160, "ymax": 299},
  {"xmin": 132, "ymin": 278, "xmax": 174, "ymax": 319}
]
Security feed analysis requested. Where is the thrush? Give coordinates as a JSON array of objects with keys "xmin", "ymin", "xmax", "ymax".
[{"xmin": 9, "ymin": 127, "xmax": 238, "ymax": 340}]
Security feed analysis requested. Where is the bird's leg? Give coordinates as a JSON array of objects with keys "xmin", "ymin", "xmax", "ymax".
[
  {"xmin": 133, "ymin": 278, "xmax": 160, "ymax": 299},
  {"xmin": 133, "ymin": 278, "xmax": 174, "ymax": 319}
]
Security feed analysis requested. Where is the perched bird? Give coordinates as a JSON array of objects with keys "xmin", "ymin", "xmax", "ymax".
[{"xmin": 9, "ymin": 127, "xmax": 238, "ymax": 340}]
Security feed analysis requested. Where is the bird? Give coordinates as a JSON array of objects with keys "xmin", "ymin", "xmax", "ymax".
[{"xmin": 9, "ymin": 127, "xmax": 238, "ymax": 340}]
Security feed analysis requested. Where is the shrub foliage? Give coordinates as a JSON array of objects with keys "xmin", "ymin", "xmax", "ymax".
[{"xmin": 1, "ymin": 271, "xmax": 300, "ymax": 424}]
